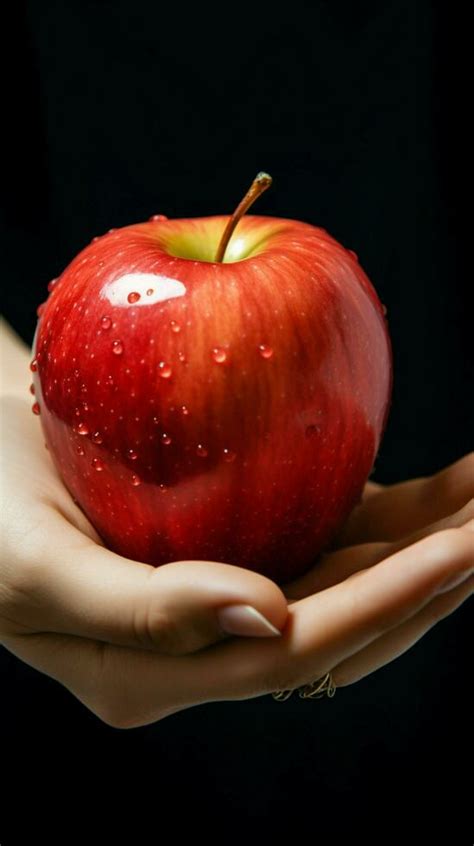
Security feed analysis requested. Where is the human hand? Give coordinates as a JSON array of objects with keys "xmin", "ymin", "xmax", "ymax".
[
  {"xmin": 1, "ymin": 322, "xmax": 472, "ymax": 728},
  {"xmin": 2, "ymin": 371, "xmax": 472, "ymax": 726}
]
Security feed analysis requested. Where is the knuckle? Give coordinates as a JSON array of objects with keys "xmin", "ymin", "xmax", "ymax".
[
  {"xmin": 79, "ymin": 684, "xmax": 133, "ymax": 729},
  {"xmin": 87, "ymin": 697, "xmax": 133, "ymax": 729},
  {"xmin": 3, "ymin": 537, "xmax": 48, "ymax": 599},
  {"xmin": 92, "ymin": 701, "xmax": 141, "ymax": 730},
  {"xmin": 90, "ymin": 695, "xmax": 172, "ymax": 730},
  {"xmin": 78, "ymin": 646, "xmax": 139, "ymax": 729},
  {"xmin": 0, "ymin": 562, "xmax": 40, "ymax": 637},
  {"xmin": 82, "ymin": 643, "xmax": 171, "ymax": 729},
  {"xmin": 132, "ymin": 597, "xmax": 184, "ymax": 654}
]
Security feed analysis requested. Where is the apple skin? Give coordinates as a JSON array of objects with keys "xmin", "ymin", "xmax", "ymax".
[{"xmin": 31, "ymin": 214, "xmax": 392, "ymax": 586}]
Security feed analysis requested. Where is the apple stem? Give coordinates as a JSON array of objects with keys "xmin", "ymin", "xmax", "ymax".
[{"xmin": 215, "ymin": 172, "xmax": 272, "ymax": 263}]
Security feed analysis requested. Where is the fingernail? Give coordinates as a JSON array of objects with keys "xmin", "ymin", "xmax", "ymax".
[
  {"xmin": 437, "ymin": 568, "xmax": 474, "ymax": 595},
  {"xmin": 217, "ymin": 604, "xmax": 282, "ymax": 637}
]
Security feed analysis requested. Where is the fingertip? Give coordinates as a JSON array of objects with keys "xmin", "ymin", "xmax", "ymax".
[{"xmin": 216, "ymin": 604, "xmax": 284, "ymax": 637}]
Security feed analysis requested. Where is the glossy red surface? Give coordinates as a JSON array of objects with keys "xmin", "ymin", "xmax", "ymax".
[{"xmin": 32, "ymin": 215, "xmax": 392, "ymax": 585}]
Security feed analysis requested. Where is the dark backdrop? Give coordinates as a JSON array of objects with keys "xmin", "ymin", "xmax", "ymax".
[{"xmin": 1, "ymin": 1, "xmax": 472, "ymax": 842}]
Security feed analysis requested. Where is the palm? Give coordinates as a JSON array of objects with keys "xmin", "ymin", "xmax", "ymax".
[{"xmin": 3, "ymin": 394, "xmax": 103, "ymax": 545}]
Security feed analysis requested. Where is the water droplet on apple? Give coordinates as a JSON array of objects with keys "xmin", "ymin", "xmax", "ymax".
[
  {"xmin": 127, "ymin": 291, "xmax": 141, "ymax": 304},
  {"xmin": 30, "ymin": 358, "xmax": 38, "ymax": 372},
  {"xmin": 258, "ymin": 344, "xmax": 273, "ymax": 359},
  {"xmin": 36, "ymin": 303, "xmax": 46, "ymax": 317},
  {"xmin": 32, "ymin": 402, "xmax": 41, "ymax": 415},
  {"xmin": 47, "ymin": 278, "xmax": 58, "ymax": 292},
  {"xmin": 101, "ymin": 315, "xmax": 112, "ymax": 330},
  {"xmin": 29, "ymin": 383, "xmax": 35, "ymax": 395},
  {"xmin": 347, "ymin": 249, "xmax": 359, "ymax": 261},
  {"xmin": 146, "ymin": 288, "xmax": 154, "ymax": 296},
  {"xmin": 153, "ymin": 416, "xmax": 160, "ymax": 425},
  {"xmin": 178, "ymin": 352, "xmax": 187, "ymax": 363},
  {"xmin": 75, "ymin": 422, "xmax": 89, "ymax": 436},
  {"xmin": 108, "ymin": 228, "xmax": 116, "ymax": 234},
  {"xmin": 76, "ymin": 444, "xmax": 85, "ymax": 456},
  {"xmin": 158, "ymin": 483, "xmax": 168, "ymax": 493},
  {"xmin": 92, "ymin": 457, "xmax": 104, "ymax": 471},
  {"xmin": 180, "ymin": 405, "xmax": 189, "ymax": 416},
  {"xmin": 92, "ymin": 431, "xmax": 103, "ymax": 444},
  {"xmin": 305, "ymin": 424, "xmax": 321, "ymax": 438},
  {"xmin": 161, "ymin": 433, "xmax": 172, "ymax": 445},
  {"xmin": 382, "ymin": 303, "xmax": 388, "ymax": 316},
  {"xmin": 149, "ymin": 214, "xmax": 168, "ymax": 221},
  {"xmin": 92, "ymin": 235, "xmax": 100, "ymax": 242},
  {"xmin": 127, "ymin": 448, "xmax": 138, "ymax": 460},
  {"xmin": 112, "ymin": 340, "xmax": 123, "ymax": 355},
  {"xmin": 158, "ymin": 362, "xmax": 172, "ymax": 378},
  {"xmin": 223, "ymin": 448, "xmax": 236, "ymax": 462},
  {"xmin": 131, "ymin": 474, "xmax": 141, "ymax": 486},
  {"xmin": 170, "ymin": 320, "xmax": 181, "ymax": 333},
  {"xmin": 196, "ymin": 444, "xmax": 208, "ymax": 457},
  {"xmin": 212, "ymin": 347, "xmax": 227, "ymax": 364}
]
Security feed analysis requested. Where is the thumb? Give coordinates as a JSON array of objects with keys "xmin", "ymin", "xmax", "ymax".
[{"xmin": 27, "ymin": 538, "xmax": 288, "ymax": 655}]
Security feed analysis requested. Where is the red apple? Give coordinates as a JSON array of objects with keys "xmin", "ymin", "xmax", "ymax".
[{"xmin": 31, "ymin": 180, "xmax": 392, "ymax": 586}]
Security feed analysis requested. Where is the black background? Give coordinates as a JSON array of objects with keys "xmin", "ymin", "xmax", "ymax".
[{"xmin": 1, "ymin": 1, "xmax": 472, "ymax": 842}]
